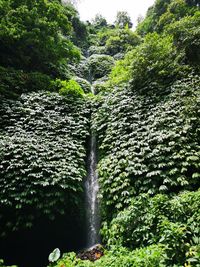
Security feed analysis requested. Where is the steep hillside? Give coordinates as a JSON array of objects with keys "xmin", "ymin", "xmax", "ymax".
[{"xmin": 0, "ymin": 0, "xmax": 199, "ymax": 266}]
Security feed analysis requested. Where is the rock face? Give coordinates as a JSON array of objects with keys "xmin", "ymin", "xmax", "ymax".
[{"xmin": 77, "ymin": 244, "xmax": 104, "ymax": 262}]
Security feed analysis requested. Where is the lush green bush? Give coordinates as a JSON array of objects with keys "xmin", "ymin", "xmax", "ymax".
[
  {"xmin": 48, "ymin": 244, "xmax": 167, "ymax": 267},
  {"xmin": 101, "ymin": 190, "xmax": 200, "ymax": 265},
  {"xmin": 93, "ymin": 79, "xmax": 110, "ymax": 95},
  {"xmin": 88, "ymin": 46, "xmax": 106, "ymax": 56},
  {"xmin": 87, "ymin": 54, "xmax": 114, "ymax": 81},
  {"xmin": 110, "ymin": 32, "xmax": 188, "ymax": 90},
  {"xmin": 0, "ymin": 92, "xmax": 90, "ymax": 235},
  {"xmin": 54, "ymin": 79, "xmax": 84, "ymax": 97},
  {"xmin": 136, "ymin": 0, "xmax": 198, "ymax": 36},
  {"xmin": 130, "ymin": 32, "xmax": 183, "ymax": 89},
  {"xmin": 73, "ymin": 54, "xmax": 113, "ymax": 83},
  {"xmin": 74, "ymin": 54, "xmax": 114, "ymax": 83},
  {"xmin": 109, "ymin": 50, "xmax": 134, "ymax": 85},
  {"xmin": 105, "ymin": 28, "xmax": 141, "ymax": 56},
  {"xmin": 94, "ymin": 27, "xmax": 141, "ymax": 56},
  {"xmin": 157, "ymin": 0, "xmax": 194, "ymax": 31}
]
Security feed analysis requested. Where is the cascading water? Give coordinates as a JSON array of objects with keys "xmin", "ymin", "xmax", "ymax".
[
  {"xmin": 84, "ymin": 55, "xmax": 100, "ymax": 247},
  {"xmin": 85, "ymin": 133, "xmax": 100, "ymax": 247}
]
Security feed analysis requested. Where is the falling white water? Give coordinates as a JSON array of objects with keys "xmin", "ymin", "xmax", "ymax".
[{"xmin": 85, "ymin": 134, "xmax": 100, "ymax": 247}]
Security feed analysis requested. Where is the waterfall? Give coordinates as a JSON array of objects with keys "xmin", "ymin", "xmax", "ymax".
[{"xmin": 85, "ymin": 134, "xmax": 100, "ymax": 247}]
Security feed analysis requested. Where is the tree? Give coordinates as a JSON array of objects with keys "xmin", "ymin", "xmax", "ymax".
[
  {"xmin": 130, "ymin": 33, "xmax": 183, "ymax": 90},
  {"xmin": 105, "ymin": 28, "xmax": 141, "ymax": 55},
  {"xmin": 61, "ymin": 0, "xmax": 80, "ymax": 7},
  {"xmin": 92, "ymin": 14, "xmax": 108, "ymax": 29},
  {"xmin": 137, "ymin": 15, "xmax": 144, "ymax": 25},
  {"xmin": 62, "ymin": 2, "xmax": 89, "ymax": 50},
  {"xmin": 0, "ymin": 0, "xmax": 80, "ymax": 75},
  {"xmin": 115, "ymin": 11, "xmax": 133, "ymax": 29},
  {"xmin": 166, "ymin": 11, "xmax": 200, "ymax": 67}
]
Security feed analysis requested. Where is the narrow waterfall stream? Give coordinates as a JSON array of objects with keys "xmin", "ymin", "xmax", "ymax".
[
  {"xmin": 85, "ymin": 133, "xmax": 100, "ymax": 248},
  {"xmin": 85, "ymin": 82, "xmax": 100, "ymax": 248}
]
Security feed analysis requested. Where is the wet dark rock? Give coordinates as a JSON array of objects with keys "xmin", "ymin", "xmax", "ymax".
[{"xmin": 77, "ymin": 244, "xmax": 104, "ymax": 261}]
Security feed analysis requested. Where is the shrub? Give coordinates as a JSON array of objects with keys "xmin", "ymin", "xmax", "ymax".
[
  {"xmin": 109, "ymin": 50, "xmax": 133, "ymax": 85},
  {"xmin": 93, "ymin": 79, "xmax": 110, "ymax": 95},
  {"xmin": 73, "ymin": 54, "xmax": 114, "ymax": 82},
  {"xmin": 102, "ymin": 190, "xmax": 200, "ymax": 265},
  {"xmin": 54, "ymin": 79, "xmax": 84, "ymax": 97},
  {"xmin": 131, "ymin": 32, "xmax": 188, "ymax": 90},
  {"xmin": 87, "ymin": 54, "xmax": 114, "ymax": 81},
  {"xmin": 110, "ymin": 32, "xmax": 189, "ymax": 90},
  {"xmin": 48, "ymin": 244, "xmax": 167, "ymax": 267},
  {"xmin": 73, "ymin": 77, "xmax": 92, "ymax": 94},
  {"xmin": 0, "ymin": 0, "xmax": 80, "ymax": 74},
  {"xmin": 88, "ymin": 46, "xmax": 106, "ymax": 56}
]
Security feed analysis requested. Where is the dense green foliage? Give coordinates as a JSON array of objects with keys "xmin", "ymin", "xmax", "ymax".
[
  {"xmin": 49, "ymin": 245, "xmax": 168, "ymax": 267},
  {"xmin": 110, "ymin": 32, "xmax": 184, "ymax": 87},
  {"xmin": 90, "ymin": 27, "xmax": 141, "ymax": 57},
  {"xmin": 0, "ymin": 0, "xmax": 82, "ymax": 74},
  {"xmin": 166, "ymin": 11, "xmax": 200, "ymax": 67},
  {"xmin": 0, "ymin": 0, "xmax": 89, "ymax": 98},
  {"xmin": 90, "ymin": 1, "xmax": 199, "ymax": 266},
  {"xmin": 74, "ymin": 54, "xmax": 114, "ymax": 82},
  {"xmin": 102, "ymin": 190, "xmax": 200, "ymax": 265},
  {"xmin": 136, "ymin": 0, "xmax": 199, "ymax": 35},
  {"xmin": 0, "ymin": 92, "xmax": 90, "ymax": 235},
  {"xmin": 94, "ymin": 76, "xmax": 200, "ymax": 219},
  {"xmin": 0, "ymin": 0, "xmax": 200, "ymax": 266},
  {"xmin": 54, "ymin": 79, "xmax": 85, "ymax": 97}
]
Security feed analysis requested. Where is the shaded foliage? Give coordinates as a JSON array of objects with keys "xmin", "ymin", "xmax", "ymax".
[
  {"xmin": 166, "ymin": 11, "xmax": 200, "ymax": 68},
  {"xmin": 0, "ymin": 92, "xmax": 90, "ymax": 236},
  {"xmin": 0, "ymin": 66, "xmax": 54, "ymax": 98},
  {"xmin": 74, "ymin": 54, "xmax": 114, "ymax": 82}
]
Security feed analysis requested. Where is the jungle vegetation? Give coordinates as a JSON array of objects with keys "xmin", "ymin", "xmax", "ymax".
[{"xmin": 0, "ymin": 0, "xmax": 199, "ymax": 266}]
